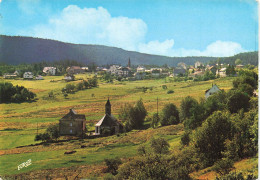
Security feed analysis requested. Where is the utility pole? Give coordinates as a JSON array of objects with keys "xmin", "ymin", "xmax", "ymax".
[
  {"xmin": 37, "ymin": 122, "xmax": 38, "ymax": 135},
  {"xmin": 157, "ymin": 97, "xmax": 158, "ymax": 115}
]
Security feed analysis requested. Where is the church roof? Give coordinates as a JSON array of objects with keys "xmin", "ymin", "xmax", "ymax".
[{"xmin": 95, "ymin": 114, "xmax": 120, "ymax": 127}]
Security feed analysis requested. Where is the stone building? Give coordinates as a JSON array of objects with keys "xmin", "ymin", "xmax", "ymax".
[{"xmin": 59, "ymin": 109, "xmax": 86, "ymax": 136}]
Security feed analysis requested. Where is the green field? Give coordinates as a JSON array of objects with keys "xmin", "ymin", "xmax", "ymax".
[{"xmin": 0, "ymin": 75, "xmax": 236, "ymax": 178}]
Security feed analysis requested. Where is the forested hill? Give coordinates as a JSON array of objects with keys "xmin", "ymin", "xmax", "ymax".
[
  {"xmin": 0, "ymin": 35, "xmax": 216, "ymax": 66},
  {"xmin": 219, "ymin": 51, "xmax": 258, "ymax": 66}
]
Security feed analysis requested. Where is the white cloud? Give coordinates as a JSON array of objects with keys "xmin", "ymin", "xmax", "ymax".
[
  {"xmin": 138, "ymin": 39, "xmax": 174, "ymax": 55},
  {"xmin": 203, "ymin": 41, "xmax": 245, "ymax": 57},
  {"xmin": 29, "ymin": 5, "xmax": 147, "ymax": 51},
  {"xmin": 139, "ymin": 40, "xmax": 246, "ymax": 57},
  {"xmin": 25, "ymin": 5, "xmax": 246, "ymax": 57}
]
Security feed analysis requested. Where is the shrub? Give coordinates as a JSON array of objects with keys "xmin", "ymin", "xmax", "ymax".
[
  {"xmin": 104, "ymin": 157, "xmax": 122, "ymax": 175},
  {"xmin": 160, "ymin": 103, "xmax": 179, "ymax": 126},
  {"xmin": 181, "ymin": 130, "xmax": 191, "ymax": 146},
  {"xmin": 167, "ymin": 90, "xmax": 174, "ymax": 94},
  {"xmin": 194, "ymin": 111, "xmax": 232, "ymax": 166},
  {"xmin": 120, "ymin": 99, "xmax": 147, "ymax": 130},
  {"xmin": 150, "ymin": 137, "xmax": 170, "ymax": 155},
  {"xmin": 213, "ymin": 158, "xmax": 234, "ymax": 176},
  {"xmin": 150, "ymin": 113, "xmax": 159, "ymax": 128},
  {"xmin": 162, "ymin": 85, "xmax": 167, "ymax": 89}
]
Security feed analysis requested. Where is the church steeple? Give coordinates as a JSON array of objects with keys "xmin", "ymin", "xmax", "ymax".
[
  {"xmin": 128, "ymin": 58, "xmax": 131, "ymax": 68},
  {"xmin": 105, "ymin": 98, "xmax": 111, "ymax": 115}
]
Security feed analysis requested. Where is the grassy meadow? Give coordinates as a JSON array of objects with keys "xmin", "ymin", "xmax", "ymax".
[{"xmin": 0, "ymin": 74, "xmax": 242, "ymax": 178}]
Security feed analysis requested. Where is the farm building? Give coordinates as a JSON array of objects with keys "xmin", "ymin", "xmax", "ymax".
[
  {"xmin": 95, "ymin": 99, "xmax": 123, "ymax": 135},
  {"xmin": 195, "ymin": 61, "xmax": 203, "ymax": 68},
  {"xmin": 205, "ymin": 84, "xmax": 221, "ymax": 99},
  {"xmin": 64, "ymin": 74, "xmax": 75, "ymax": 81},
  {"xmin": 23, "ymin": 72, "xmax": 33, "ymax": 79},
  {"xmin": 118, "ymin": 67, "xmax": 131, "ymax": 77},
  {"xmin": 35, "ymin": 75, "xmax": 44, "ymax": 80},
  {"xmin": 43, "ymin": 67, "xmax": 56, "ymax": 75},
  {"xmin": 173, "ymin": 67, "xmax": 186, "ymax": 76},
  {"xmin": 217, "ymin": 68, "xmax": 227, "ymax": 77},
  {"xmin": 3, "ymin": 73, "xmax": 17, "ymax": 79},
  {"xmin": 59, "ymin": 109, "xmax": 86, "ymax": 136},
  {"xmin": 66, "ymin": 66, "xmax": 84, "ymax": 74},
  {"xmin": 134, "ymin": 72, "xmax": 146, "ymax": 80}
]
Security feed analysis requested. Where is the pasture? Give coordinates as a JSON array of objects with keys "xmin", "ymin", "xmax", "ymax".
[{"xmin": 0, "ymin": 74, "xmax": 235, "ymax": 178}]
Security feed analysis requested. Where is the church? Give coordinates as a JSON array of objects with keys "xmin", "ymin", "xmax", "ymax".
[{"xmin": 95, "ymin": 99, "xmax": 123, "ymax": 135}]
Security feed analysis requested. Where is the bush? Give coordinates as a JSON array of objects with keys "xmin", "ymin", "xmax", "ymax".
[
  {"xmin": 194, "ymin": 111, "xmax": 232, "ymax": 166},
  {"xmin": 150, "ymin": 137, "xmax": 170, "ymax": 154},
  {"xmin": 150, "ymin": 113, "xmax": 159, "ymax": 128},
  {"xmin": 76, "ymin": 82, "xmax": 84, "ymax": 91},
  {"xmin": 181, "ymin": 130, "xmax": 191, "ymax": 146},
  {"xmin": 104, "ymin": 157, "xmax": 122, "ymax": 175},
  {"xmin": 227, "ymin": 90, "xmax": 250, "ymax": 113},
  {"xmin": 120, "ymin": 99, "xmax": 147, "ymax": 131},
  {"xmin": 167, "ymin": 90, "xmax": 174, "ymax": 94},
  {"xmin": 0, "ymin": 82, "xmax": 36, "ymax": 103},
  {"xmin": 160, "ymin": 103, "xmax": 179, "ymax": 126},
  {"xmin": 180, "ymin": 96, "xmax": 198, "ymax": 121},
  {"xmin": 213, "ymin": 158, "xmax": 234, "ymax": 176}
]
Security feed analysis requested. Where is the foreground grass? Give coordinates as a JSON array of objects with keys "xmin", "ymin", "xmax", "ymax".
[{"xmin": 0, "ymin": 124, "xmax": 183, "ymax": 176}]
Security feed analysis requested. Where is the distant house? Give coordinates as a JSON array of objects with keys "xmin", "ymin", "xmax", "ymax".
[
  {"xmin": 151, "ymin": 68, "xmax": 162, "ymax": 77},
  {"xmin": 81, "ymin": 67, "xmax": 89, "ymax": 71},
  {"xmin": 43, "ymin": 67, "xmax": 56, "ymax": 75},
  {"xmin": 59, "ymin": 109, "xmax": 86, "ymax": 136},
  {"xmin": 118, "ymin": 67, "xmax": 130, "ymax": 77},
  {"xmin": 134, "ymin": 72, "xmax": 146, "ymax": 80},
  {"xmin": 108, "ymin": 65, "xmax": 121, "ymax": 75},
  {"xmin": 35, "ymin": 75, "xmax": 44, "ymax": 80},
  {"xmin": 190, "ymin": 70, "xmax": 205, "ymax": 77},
  {"xmin": 207, "ymin": 66, "xmax": 217, "ymax": 75},
  {"xmin": 205, "ymin": 84, "xmax": 221, "ymax": 99},
  {"xmin": 173, "ymin": 68, "xmax": 186, "ymax": 76},
  {"xmin": 23, "ymin": 72, "xmax": 33, "ymax": 79},
  {"xmin": 177, "ymin": 62, "xmax": 187, "ymax": 70},
  {"xmin": 95, "ymin": 99, "xmax": 123, "ymax": 135},
  {"xmin": 137, "ymin": 66, "xmax": 146, "ymax": 73},
  {"xmin": 3, "ymin": 73, "xmax": 17, "ymax": 79},
  {"xmin": 64, "ymin": 74, "xmax": 75, "ymax": 81},
  {"xmin": 195, "ymin": 61, "xmax": 203, "ymax": 68},
  {"xmin": 217, "ymin": 68, "xmax": 227, "ymax": 77},
  {"xmin": 236, "ymin": 64, "xmax": 244, "ymax": 69},
  {"xmin": 66, "ymin": 66, "xmax": 84, "ymax": 74},
  {"xmin": 14, "ymin": 70, "xmax": 20, "ymax": 76}
]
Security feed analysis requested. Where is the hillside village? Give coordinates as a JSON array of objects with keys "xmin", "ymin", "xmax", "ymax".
[{"xmin": 2, "ymin": 57, "xmax": 247, "ymax": 82}]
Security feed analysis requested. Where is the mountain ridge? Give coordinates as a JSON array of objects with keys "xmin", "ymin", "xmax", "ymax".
[{"xmin": 0, "ymin": 35, "xmax": 256, "ymax": 66}]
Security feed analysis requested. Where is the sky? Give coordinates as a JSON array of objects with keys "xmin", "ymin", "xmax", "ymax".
[{"xmin": 0, "ymin": 0, "xmax": 258, "ymax": 57}]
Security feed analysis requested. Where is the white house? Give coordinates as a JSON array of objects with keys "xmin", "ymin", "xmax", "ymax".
[
  {"xmin": 137, "ymin": 66, "xmax": 146, "ymax": 73},
  {"xmin": 108, "ymin": 65, "xmax": 121, "ymax": 75},
  {"xmin": 217, "ymin": 68, "xmax": 227, "ymax": 77},
  {"xmin": 64, "ymin": 74, "xmax": 75, "ymax": 81},
  {"xmin": 23, "ymin": 72, "xmax": 33, "ymax": 79},
  {"xmin": 36, "ymin": 75, "xmax": 44, "ymax": 80},
  {"xmin": 43, "ymin": 67, "xmax": 56, "ymax": 75},
  {"xmin": 205, "ymin": 84, "xmax": 221, "ymax": 99},
  {"xmin": 195, "ymin": 61, "xmax": 203, "ymax": 68},
  {"xmin": 151, "ymin": 68, "xmax": 162, "ymax": 77}
]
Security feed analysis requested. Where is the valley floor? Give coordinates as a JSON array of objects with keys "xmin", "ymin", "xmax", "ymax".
[{"xmin": 1, "ymin": 75, "xmax": 256, "ymax": 179}]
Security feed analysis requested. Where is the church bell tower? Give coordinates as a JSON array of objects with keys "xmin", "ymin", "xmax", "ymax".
[{"xmin": 105, "ymin": 98, "xmax": 111, "ymax": 115}]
